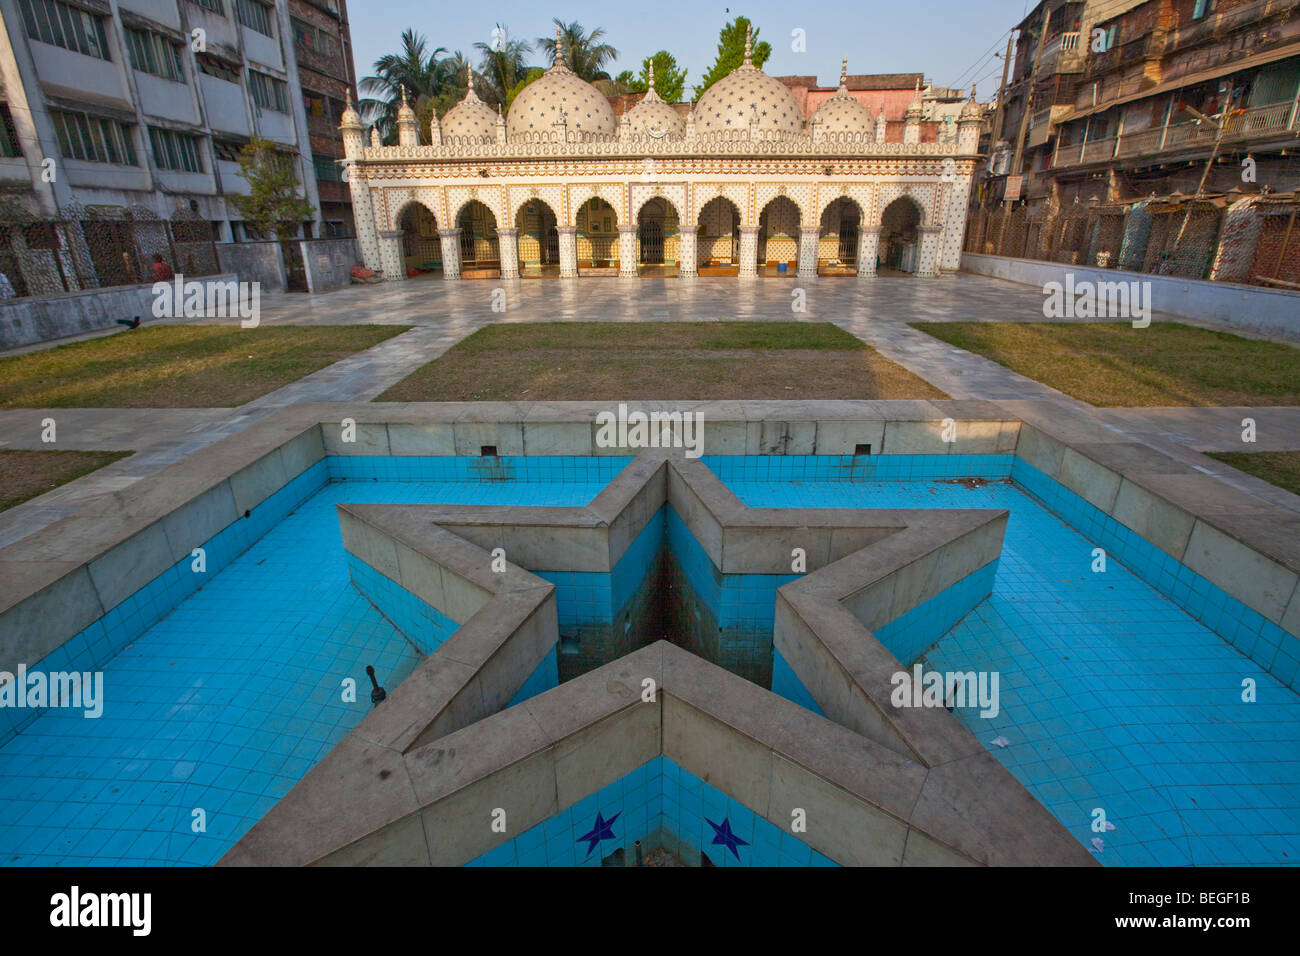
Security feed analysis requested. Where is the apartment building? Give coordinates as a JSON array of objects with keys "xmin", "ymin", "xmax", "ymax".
[{"xmin": 0, "ymin": 0, "xmax": 352, "ymax": 242}]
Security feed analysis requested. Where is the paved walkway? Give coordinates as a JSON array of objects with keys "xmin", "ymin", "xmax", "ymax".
[{"xmin": 2, "ymin": 272, "xmax": 1298, "ymax": 544}]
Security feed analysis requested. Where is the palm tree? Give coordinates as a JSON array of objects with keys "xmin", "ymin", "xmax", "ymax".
[
  {"xmin": 360, "ymin": 29, "xmax": 456, "ymax": 144},
  {"xmin": 474, "ymin": 24, "xmax": 532, "ymax": 111},
  {"xmin": 535, "ymin": 19, "xmax": 618, "ymax": 82}
]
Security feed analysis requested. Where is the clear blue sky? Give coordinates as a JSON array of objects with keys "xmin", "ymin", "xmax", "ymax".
[{"xmin": 347, "ymin": 0, "xmax": 1033, "ymax": 100}]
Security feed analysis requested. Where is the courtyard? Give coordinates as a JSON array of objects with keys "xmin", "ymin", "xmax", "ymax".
[{"xmin": 1, "ymin": 270, "xmax": 1299, "ymax": 870}]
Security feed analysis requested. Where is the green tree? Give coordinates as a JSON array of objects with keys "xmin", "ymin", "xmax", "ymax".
[
  {"xmin": 696, "ymin": 17, "xmax": 771, "ymax": 96},
  {"xmin": 474, "ymin": 24, "xmax": 533, "ymax": 110},
  {"xmin": 505, "ymin": 68, "xmax": 545, "ymax": 109},
  {"xmin": 536, "ymin": 19, "xmax": 618, "ymax": 82},
  {"xmin": 619, "ymin": 51, "xmax": 687, "ymax": 103},
  {"xmin": 360, "ymin": 29, "xmax": 458, "ymax": 143},
  {"xmin": 228, "ymin": 137, "xmax": 316, "ymax": 239}
]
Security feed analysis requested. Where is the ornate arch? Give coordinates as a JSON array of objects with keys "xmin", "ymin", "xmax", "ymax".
[
  {"xmin": 877, "ymin": 183, "xmax": 933, "ymax": 227},
  {"xmin": 814, "ymin": 184, "xmax": 875, "ymax": 225},
  {"xmin": 755, "ymin": 183, "xmax": 812, "ymax": 227},
  {"xmin": 690, "ymin": 182, "xmax": 748, "ymax": 226},
  {"xmin": 447, "ymin": 186, "xmax": 504, "ymax": 227},
  {"xmin": 507, "ymin": 185, "xmax": 565, "ymax": 227},
  {"xmin": 566, "ymin": 183, "xmax": 624, "ymax": 226},
  {"xmin": 630, "ymin": 182, "xmax": 687, "ymax": 225},
  {"xmin": 389, "ymin": 193, "xmax": 440, "ymax": 233}
]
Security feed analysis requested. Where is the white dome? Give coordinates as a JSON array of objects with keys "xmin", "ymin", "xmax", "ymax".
[
  {"xmin": 811, "ymin": 60, "xmax": 875, "ymax": 135},
  {"xmin": 623, "ymin": 64, "xmax": 684, "ymax": 137},
  {"xmin": 442, "ymin": 74, "xmax": 497, "ymax": 141},
  {"xmin": 693, "ymin": 32, "xmax": 802, "ymax": 134},
  {"xmin": 506, "ymin": 34, "xmax": 616, "ymax": 139}
]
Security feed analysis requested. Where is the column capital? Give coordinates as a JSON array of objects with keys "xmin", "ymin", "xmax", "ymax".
[
  {"xmin": 378, "ymin": 230, "xmax": 402, "ymax": 239},
  {"xmin": 438, "ymin": 228, "xmax": 461, "ymax": 239},
  {"xmin": 496, "ymin": 227, "xmax": 517, "ymax": 236},
  {"xmin": 556, "ymin": 225, "xmax": 578, "ymax": 235},
  {"xmin": 737, "ymin": 225, "xmax": 760, "ymax": 235},
  {"xmin": 617, "ymin": 224, "xmax": 638, "ymax": 234},
  {"xmin": 798, "ymin": 225, "xmax": 820, "ymax": 235},
  {"xmin": 857, "ymin": 225, "xmax": 881, "ymax": 234},
  {"xmin": 918, "ymin": 226, "xmax": 942, "ymax": 234}
]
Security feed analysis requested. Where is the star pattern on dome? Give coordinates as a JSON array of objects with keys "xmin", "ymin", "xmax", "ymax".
[
  {"xmin": 442, "ymin": 67, "xmax": 498, "ymax": 142},
  {"xmin": 693, "ymin": 27, "xmax": 802, "ymax": 133},
  {"xmin": 505, "ymin": 25, "xmax": 618, "ymax": 138},
  {"xmin": 810, "ymin": 57, "xmax": 877, "ymax": 135}
]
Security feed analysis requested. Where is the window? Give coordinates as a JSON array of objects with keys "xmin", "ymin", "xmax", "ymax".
[
  {"xmin": 1105, "ymin": 24, "xmax": 1119, "ymax": 51},
  {"xmin": 0, "ymin": 104, "xmax": 21, "ymax": 158},
  {"xmin": 187, "ymin": 0, "xmax": 224, "ymax": 13},
  {"xmin": 291, "ymin": 17, "xmax": 340, "ymax": 59},
  {"xmin": 312, "ymin": 154, "xmax": 342, "ymax": 181},
  {"xmin": 1192, "ymin": 0, "xmax": 1213, "ymax": 20},
  {"xmin": 213, "ymin": 138, "xmax": 247, "ymax": 162},
  {"xmin": 234, "ymin": 0, "xmax": 274, "ymax": 37},
  {"xmin": 126, "ymin": 28, "xmax": 185, "ymax": 82},
  {"xmin": 149, "ymin": 127, "xmax": 204, "ymax": 172},
  {"xmin": 49, "ymin": 109, "xmax": 137, "ymax": 165},
  {"xmin": 196, "ymin": 53, "xmax": 240, "ymax": 83},
  {"xmin": 249, "ymin": 70, "xmax": 289, "ymax": 112},
  {"xmin": 19, "ymin": 0, "xmax": 110, "ymax": 60}
]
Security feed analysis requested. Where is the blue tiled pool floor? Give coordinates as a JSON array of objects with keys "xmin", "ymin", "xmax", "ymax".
[
  {"xmin": 0, "ymin": 477, "xmax": 608, "ymax": 867},
  {"xmin": 725, "ymin": 476, "xmax": 1300, "ymax": 866}
]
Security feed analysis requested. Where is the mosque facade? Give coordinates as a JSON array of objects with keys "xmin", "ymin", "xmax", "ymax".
[{"xmin": 340, "ymin": 28, "xmax": 983, "ymax": 280}]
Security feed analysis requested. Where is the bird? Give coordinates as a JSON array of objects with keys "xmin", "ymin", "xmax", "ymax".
[{"xmin": 115, "ymin": 316, "xmax": 142, "ymax": 329}]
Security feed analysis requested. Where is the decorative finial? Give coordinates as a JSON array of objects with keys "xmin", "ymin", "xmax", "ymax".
[
  {"xmin": 648, "ymin": 58, "xmax": 656, "ymax": 95},
  {"xmin": 969, "ymin": 82, "xmax": 977, "ymax": 100},
  {"xmin": 346, "ymin": 88, "xmax": 353, "ymax": 109},
  {"xmin": 840, "ymin": 57, "xmax": 848, "ymax": 88},
  {"xmin": 467, "ymin": 66, "xmax": 474, "ymax": 94},
  {"xmin": 555, "ymin": 25, "xmax": 567, "ymax": 69},
  {"xmin": 744, "ymin": 26, "xmax": 753, "ymax": 66},
  {"xmin": 402, "ymin": 85, "xmax": 410, "ymax": 107}
]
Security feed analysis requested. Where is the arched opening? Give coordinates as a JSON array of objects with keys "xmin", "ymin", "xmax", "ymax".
[
  {"xmin": 396, "ymin": 202, "xmax": 441, "ymax": 278},
  {"xmin": 576, "ymin": 197, "xmax": 618, "ymax": 274},
  {"xmin": 456, "ymin": 200, "xmax": 500, "ymax": 277},
  {"xmin": 697, "ymin": 196, "xmax": 740, "ymax": 276},
  {"xmin": 879, "ymin": 196, "xmax": 924, "ymax": 274},
  {"xmin": 758, "ymin": 196, "xmax": 800, "ymax": 277},
  {"xmin": 818, "ymin": 197, "xmax": 861, "ymax": 276},
  {"xmin": 515, "ymin": 200, "xmax": 559, "ymax": 277},
  {"xmin": 637, "ymin": 197, "xmax": 680, "ymax": 276}
]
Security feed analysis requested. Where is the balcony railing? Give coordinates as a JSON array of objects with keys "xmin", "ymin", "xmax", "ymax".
[{"xmin": 1056, "ymin": 102, "xmax": 1300, "ymax": 166}]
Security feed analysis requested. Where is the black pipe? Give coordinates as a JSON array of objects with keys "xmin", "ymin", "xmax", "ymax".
[
  {"xmin": 367, "ymin": 665, "xmax": 387, "ymax": 705},
  {"xmin": 634, "ymin": 839, "xmax": 643, "ymax": 867}
]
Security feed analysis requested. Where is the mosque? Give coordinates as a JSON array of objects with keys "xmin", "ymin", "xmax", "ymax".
[{"xmin": 340, "ymin": 27, "xmax": 982, "ymax": 280}]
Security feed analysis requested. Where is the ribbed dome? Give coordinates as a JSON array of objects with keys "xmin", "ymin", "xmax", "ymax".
[
  {"xmin": 506, "ymin": 30, "xmax": 617, "ymax": 139},
  {"xmin": 442, "ymin": 72, "xmax": 497, "ymax": 141},
  {"xmin": 693, "ymin": 30, "xmax": 803, "ymax": 134},
  {"xmin": 623, "ymin": 62, "xmax": 684, "ymax": 137},
  {"xmin": 811, "ymin": 59, "xmax": 875, "ymax": 135}
]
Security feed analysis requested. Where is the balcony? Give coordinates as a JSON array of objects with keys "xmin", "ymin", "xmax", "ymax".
[{"xmin": 1055, "ymin": 101, "xmax": 1300, "ymax": 166}]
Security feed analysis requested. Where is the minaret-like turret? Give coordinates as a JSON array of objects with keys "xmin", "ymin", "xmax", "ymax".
[
  {"xmin": 904, "ymin": 78, "xmax": 923, "ymax": 144},
  {"xmin": 339, "ymin": 87, "xmax": 363, "ymax": 160},
  {"xmin": 396, "ymin": 85, "xmax": 418, "ymax": 146},
  {"xmin": 957, "ymin": 82, "xmax": 982, "ymax": 152}
]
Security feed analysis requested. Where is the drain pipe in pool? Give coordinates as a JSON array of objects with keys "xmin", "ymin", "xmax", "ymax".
[
  {"xmin": 366, "ymin": 665, "xmax": 387, "ymax": 706},
  {"xmin": 634, "ymin": 840, "xmax": 643, "ymax": 867}
]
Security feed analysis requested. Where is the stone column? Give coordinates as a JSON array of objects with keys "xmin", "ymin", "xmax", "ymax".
[
  {"xmin": 796, "ymin": 226, "xmax": 819, "ymax": 278},
  {"xmin": 557, "ymin": 226, "xmax": 578, "ymax": 278},
  {"xmin": 737, "ymin": 226, "xmax": 759, "ymax": 279},
  {"xmin": 677, "ymin": 228, "xmax": 697, "ymax": 277},
  {"xmin": 916, "ymin": 226, "xmax": 941, "ymax": 278},
  {"xmin": 497, "ymin": 229, "xmax": 519, "ymax": 279},
  {"xmin": 617, "ymin": 225, "xmax": 638, "ymax": 278},
  {"xmin": 438, "ymin": 228, "xmax": 461, "ymax": 280},
  {"xmin": 378, "ymin": 230, "xmax": 404, "ymax": 280},
  {"xmin": 857, "ymin": 226, "xmax": 880, "ymax": 278}
]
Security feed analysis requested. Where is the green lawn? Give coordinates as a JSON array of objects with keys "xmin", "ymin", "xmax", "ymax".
[
  {"xmin": 1206, "ymin": 451, "xmax": 1300, "ymax": 497},
  {"xmin": 911, "ymin": 321, "xmax": 1300, "ymax": 407},
  {"xmin": 0, "ymin": 449, "xmax": 132, "ymax": 511},
  {"xmin": 376, "ymin": 322, "xmax": 947, "ymax": 402},
  {"xmin": 0, "ymin": 325, "xmax": 406, "ymax": 408}
]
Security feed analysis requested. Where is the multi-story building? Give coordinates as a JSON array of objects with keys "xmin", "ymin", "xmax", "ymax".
[
  {"xmin": 970, "ymin": 0, "xmax": 1300, "ymax": 284},
  {"xmin": 0, "ymin": 0, "xmax": 348, "ymax": 248},
  {"xmin": 288, "ymin": 0, "xmax": 354, "ymax": 236}
]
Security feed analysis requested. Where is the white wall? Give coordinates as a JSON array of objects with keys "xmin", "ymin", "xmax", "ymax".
[
  {"xmin": 137, "ymin": 73, "xmax": 199, "ymax": 124},
  {"xmin": 200, "ymin": 74, "xmax": 251, "ymax": 135}
]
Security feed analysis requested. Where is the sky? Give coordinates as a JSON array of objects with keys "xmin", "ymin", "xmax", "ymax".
[{"xmin": 346, "ymin": 0, "xmax": 1035, "ymax": 101}]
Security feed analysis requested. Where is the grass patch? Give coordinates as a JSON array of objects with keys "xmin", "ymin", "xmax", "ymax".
[
  {"xmin": 1206, "ymin": 451, "xmax": 1300, "ymax": 497},
  {"xmin": 911, "ymin": 321, "xmax": 1300, "ymax": 407},
  {"xmin": 0, "ymin": 325, "xmax": 406, "ymax": 408},
  {"xmin": 0, "ymin": 449, "xmax": 132, "ymax": 511},
  {"xmin": 376, "ymin": 322, "xmax": 944, "ymax": 402}
]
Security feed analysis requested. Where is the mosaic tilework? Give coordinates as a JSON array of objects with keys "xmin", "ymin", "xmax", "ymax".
[
  {"xmin": 346, "ymin": 554, "xmax": 460, "ymax": 655},
  {"xmin": 327, "ymin": 455, "xmax": 631, "ymax": 486},
  {"xmin": 467, "ymin": 756, "xmax": 834, "ymax": 867},
  {"xmin": 723, "ymin": 463, "xmax": 1300, "ymax": 867},
  {"xmin": 702, "ymin": 453, "xmax": 1015, "ymax": 484},
  {"xmin": 0, "ymin": 465, "xmax": 610, "ymax": 867}
]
